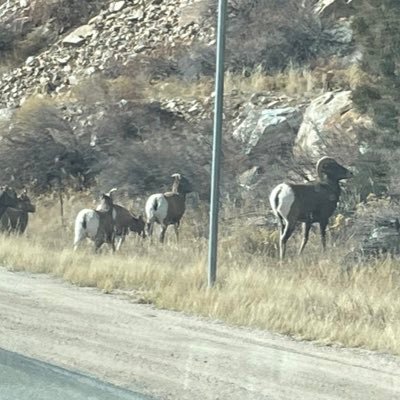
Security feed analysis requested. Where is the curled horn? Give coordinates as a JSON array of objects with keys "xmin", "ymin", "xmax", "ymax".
[
  {"xmin": 171, "ymin": 173, "xmax": 181, "ymax": 179},
  {"xmin": 106, "ymin": 187, "xmax": 118, "ymax": 196},
  {"xmin": 316, "ymin": 156, "xmax": 336, "ymax": 179}
]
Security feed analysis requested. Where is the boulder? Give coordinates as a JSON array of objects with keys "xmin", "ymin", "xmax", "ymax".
[
  {"xmin": 109, "ymin": 1, "xmax": 126, "ymax": 13},
  {"xmin": 323, "ymin": 19, "xmax": 353, "ymax": 45},
  {"xmin": 62, "ymin": 25, "xmax": 96, "ymax": 46},
  {"xmin": 315, "ymin": 0, "xmax": 354, "ymax": 18},
  {"xmin": 294, "ymin": 91, "xmax": 363, "ymax": 160},
  {"xmin": 238, "ymin": 166, "xmax": 262, "ymax": 190},
  {"xmin": 233, "ymin": 106, "xmax": 302, "ymax": 155}
]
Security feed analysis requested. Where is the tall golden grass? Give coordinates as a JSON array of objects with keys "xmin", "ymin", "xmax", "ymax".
[
  {"xmin": 1, "ymin": 191, "xmax": 399, "ymax": 355},
  {"xmin": 144, "ymin": 64, "xmax": 365, "ymax": 100}
]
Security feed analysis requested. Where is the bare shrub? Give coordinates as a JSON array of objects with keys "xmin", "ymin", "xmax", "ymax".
[
  {"xmin": 0, "ymin": 97, "xmax": 87, "ymax": 190},
  {"xmin": 14, "ymin": 25, "xmax": 55, "ymax": 60},
  {"xmin": 88, "ymin": 102, "xmax": 243, "ymax": 199},
  {"xmin": 29, "ymin": 0, "xmax": 98, "ymax": 33},
  {"xmin": 0, "ymin": 25, "xmax": 17, "ymax": 55},
  {"xmin": 71, "ymin": 75, "xmax": 111, "ymax": 104},
  {"xmin": 201, "ymin": 0, "xmax": 325, "ymax": 72},
  {"xmin": 105, "ymin": 52, "xmax": 179, "ymax": 82}
]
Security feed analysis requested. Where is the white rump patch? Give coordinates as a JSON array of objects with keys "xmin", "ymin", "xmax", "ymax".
[
  {"xmin": 145, "ymin": 193, "xmax": 168, "ymax": 224},
  {"xmin": 269, "ymin": 183, "xmax": 295, "ymax": 219}
]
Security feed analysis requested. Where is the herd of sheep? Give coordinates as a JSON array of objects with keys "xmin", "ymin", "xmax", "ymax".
[{"xmin": 0, "ymin": 157, "xmax": 353, "ymax": 259}]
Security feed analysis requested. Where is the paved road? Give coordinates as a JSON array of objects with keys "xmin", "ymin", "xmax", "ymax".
[
  {"xmin": 0, "ymin": 268, "xmax": 399, "ymax": 400},
  {"xmin": 0, "ymin": 347, "xmax": 150, "ymax": 400}
]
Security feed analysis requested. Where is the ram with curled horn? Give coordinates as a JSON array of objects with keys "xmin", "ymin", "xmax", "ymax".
[{"xmin": 269, "ymin": 156, "xmax": 353, "ymax": 260}]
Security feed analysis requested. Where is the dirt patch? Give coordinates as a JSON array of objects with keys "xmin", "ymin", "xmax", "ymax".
[{"xmin": 0, "ymin": 268, "xmax": 399, "ymax": 400}]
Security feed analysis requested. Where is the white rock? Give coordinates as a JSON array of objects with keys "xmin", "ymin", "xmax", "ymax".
[
  {"xmin": 233, "ymin": 107, "xmax": 301, "ymax": 155},
  {"xmin": 294, "ymin": 91, "xmax": 358, "ymax": 160},
  {"xmin": 109, "ymin": 1, "xmax": 125, "ymax": 13},
  {"xmin": 62, "ymin": 25, "xmax": 95, "ymax": 46}
]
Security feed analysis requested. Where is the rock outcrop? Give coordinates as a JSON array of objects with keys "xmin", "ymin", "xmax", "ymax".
[
  {"xmin": 294, "ymin": 90, "xmax": 360, "ymax": 161},
  {"xmin": 0, "ymin": 0, "xmax": 214, "ymax": 108}
]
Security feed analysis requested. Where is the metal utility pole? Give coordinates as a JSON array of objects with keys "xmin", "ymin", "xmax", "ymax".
[{"xmin": 208, "ymin": 0, "xmax": 227, "ymax": 288}]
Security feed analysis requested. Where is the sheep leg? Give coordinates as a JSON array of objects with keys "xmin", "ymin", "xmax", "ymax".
[
  {"xmin": 319, "ymin": 221, "xmax": 328, "ymax": 251},
  {"xmin": 115, "ymin": 234, "xmax": 124, "ymax": 251},
  {"xmin": 280, "ymin": 221, "xmax": 296, "ymax": 260},
  {"xmin": 107, "ymin": 232, "xmax": 116, "ymax": 253},
  {"xmin": 174, "ymin": 222, "xmax": 180, "ymax": 242},
  {"xmin": 73, "ymin": 233, "xmax": 85, "ymax": 252},
  {"xmin": 277, "ymin": 215, "xmax": 285, "ymax": 237},
  {"xmin": 147, "ymin": 222, "xmax": 153, "ymax": 237},
  {"xmin": 160, "ymin": 225, "xmax": 168, "ymax": 243},
  {"xmin": 94, "ymin": 239, "xmax": 104, "ymax": 253},
  {"xmin": 298, "ymin": 221, "xmax": 312, "ymax": 255},
  {"xmin": 73, "ymin": 240, "xmax": 81, "ymax": 252}
]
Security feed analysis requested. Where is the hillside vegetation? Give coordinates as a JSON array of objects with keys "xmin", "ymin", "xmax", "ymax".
[{"xmin": 0, "ymin": 0, "xmax": 400, "ymax": 354}]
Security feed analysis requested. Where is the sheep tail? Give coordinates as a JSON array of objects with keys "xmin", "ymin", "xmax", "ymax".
[
  {"xmin": 273, "ymin": 187, "xmax": 281, "ymax": 212},
  {"xmin": 152, "ymin": 198, "xmax": 158, "ymax": 211}
]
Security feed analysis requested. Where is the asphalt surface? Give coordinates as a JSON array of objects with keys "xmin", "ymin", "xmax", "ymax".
[{"xmin": 0, "ymin": 347, "xmax": 151, "ymax": 400}]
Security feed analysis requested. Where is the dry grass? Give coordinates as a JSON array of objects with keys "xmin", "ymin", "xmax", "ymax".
[
  {"xmin": 144, "ymin": 64, "xmax": 368, "ymax": 101},
  {"xmin": 1, "ymin": 192, "xmax": 399, "ymax": 355},
  {"xmin": 145, "ymin": 77, "xmax": 213, "ymax": 100},
  {"xmin": 224, "ymin": 65, "xmax": 317, "ymax": 96}
]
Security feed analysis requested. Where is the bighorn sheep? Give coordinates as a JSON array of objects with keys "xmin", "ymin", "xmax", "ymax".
[
  {"xmin": 145, "ymin": 173, "xmax": 193, "ymax": 243},
  {"xmin": 96, "ymin": 188, "xmax": 146, "ymax": 251},
  {"xmin": 269, "ymin": 156, "xmax": 353, "ymax": 260},
  {"xmin": 73, "ymin": 193, "xmax": 116, "ymax": 252},
  {"xmin": 0, "ymin": 186, "xmax": 34, "ymax": 219},
  {"xmin": 0, "ymin": 189, "xmax": 36, "ymax": 234}
]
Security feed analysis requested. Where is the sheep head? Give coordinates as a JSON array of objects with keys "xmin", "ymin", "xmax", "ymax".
[
  {"xmin": 316, "ymin": 157, "xmax": 353, "ymax": 181},
  {"xmin": 18, "ymin": 189, "xmax": 36, "ymax": 213},
  {"xmin": 171, "ymin": 173, "xmax": 193, "ymax": 194},
  {"xmin": 97, "ymin": 193, "xmax": 114, "ymax": 212}
]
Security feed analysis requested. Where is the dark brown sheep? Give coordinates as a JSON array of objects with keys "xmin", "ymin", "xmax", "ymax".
[
  {"xmin": 269, "ymin": 157, "xmax": 353, "ymax": 259},
  {"xmin": 0, "ymin": 190, "xmax": 36, "ymax": 234},
  {"xmin": 96, "ymin": 188, "xmax": 146, "ymax": 251}
]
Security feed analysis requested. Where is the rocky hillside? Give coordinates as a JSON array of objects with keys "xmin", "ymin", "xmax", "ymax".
[{"xmin": 0, "ymin": 0, "xmax": 374, "ymax": 205}]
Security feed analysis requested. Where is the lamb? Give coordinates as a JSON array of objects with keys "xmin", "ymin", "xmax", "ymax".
[
  {"xmin": 112, "ymin": 204, "xmax": 145, "ymax": 250},
  {"xmin": 73, "ymin": 192, "xmax": 116, "ymax": 252},
  {"xmin": 145, "ymin": 173, "xmax": 193, "ymax": 243},
  {"xmin": 96, "ymin": 188, "xmax": 146, "ymax": 251},
  {"xmin": 0, "ymin": 190, "xmax": 36, "ymax": 235},
  {"xmin": 269, "ymin": 156, "xmax": 353, "ymax": 260}
]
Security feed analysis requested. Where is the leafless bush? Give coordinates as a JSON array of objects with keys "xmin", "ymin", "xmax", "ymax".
[
  {"xmin": 29, "ymin": 0, "xmax": 99, "ymax": 33},
  {"xmin": 0, "ymin": 98, "xmax": 87, "ymax": 191},
  {"xmin": 14, "ymin": 25, "xmax": 54, "ymax": 60},
  {"xmin": 104, "ymin": 53, "xmax": 179, "ymax": 83},
  {"xmin": 201, "ymin": 0, "xmax": 324, "ymax": 72},
  {"xmin": 88, "ymin": 102, "xmax": 243, "ymax": 199}
]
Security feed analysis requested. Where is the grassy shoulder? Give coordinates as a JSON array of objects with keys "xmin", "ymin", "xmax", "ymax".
[{"xmin": 0, "ymin": 193, "xmax": 399, "ymax": 356}]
